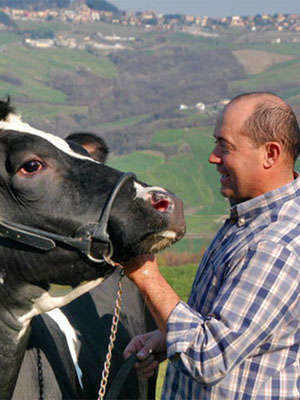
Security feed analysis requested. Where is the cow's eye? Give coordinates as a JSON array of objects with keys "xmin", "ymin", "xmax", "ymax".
[{"xmin": 19, "ymin": 160, "xmax": 45, "ymax": 176}]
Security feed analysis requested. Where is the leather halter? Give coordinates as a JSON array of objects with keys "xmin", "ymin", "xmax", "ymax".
[{"xmin": 0, "ymin": 172, "xmax": 136, "ymax": 264}]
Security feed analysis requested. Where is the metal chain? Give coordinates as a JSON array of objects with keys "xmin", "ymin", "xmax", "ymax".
[
  {"xmin": 37, "ymin": 347, "xmax": 44, "ymax": 400},
  {"xmin": 97, "ymin": 269, "xmax": 125, "ymax": 400}
]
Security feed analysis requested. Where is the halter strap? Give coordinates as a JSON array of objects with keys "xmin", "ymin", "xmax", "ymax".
[{"xmin": 0, "ymin": 172, "xmax": 136, "ymax": 264}]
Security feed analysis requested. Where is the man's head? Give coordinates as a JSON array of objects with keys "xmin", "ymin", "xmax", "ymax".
[
  {"xmin": 66, "ymin": 132, "xmax": 109, "ymax": 163},
  {"xmin": 209, "ymin": 92, "xmax": 300, "ymax": 202}
]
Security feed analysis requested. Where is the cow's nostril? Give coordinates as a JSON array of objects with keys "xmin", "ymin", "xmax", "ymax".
[{"xmin": 151, "ymin": 193, "xmax": 172, "ymax": 212}]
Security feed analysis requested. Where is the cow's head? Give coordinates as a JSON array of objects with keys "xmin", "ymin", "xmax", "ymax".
[{"xmin": 0, "ymin": 99, "xmax": 185, "ymax": 292}]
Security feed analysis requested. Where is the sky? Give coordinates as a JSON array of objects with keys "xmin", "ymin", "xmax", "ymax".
[{"xmin": 110, "ymin": 1, "xmax": 300, "ymax": 18}]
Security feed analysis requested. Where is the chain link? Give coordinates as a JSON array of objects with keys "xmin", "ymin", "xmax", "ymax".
[
  {"xmin": 37, "ymin": 347, "xmax": 44, "ymax": 400},
  {"xmin": 97, "ymin": 269, "xmax": 125, "ymax": 400}
]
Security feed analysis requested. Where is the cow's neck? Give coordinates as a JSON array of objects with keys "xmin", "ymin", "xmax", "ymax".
[
  {"xmin": 0, "ymin": 282, "xmax": 42, "ymax": 399},
  {"xmin": 0, "ymin": 279, "xmax": 56, "ymax": 399},
  {"xmin": 0, "ymin": 276, "xmax": 105, "ymax": 398}
]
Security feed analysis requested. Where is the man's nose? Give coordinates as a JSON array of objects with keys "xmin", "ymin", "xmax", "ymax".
[{"xmin": 208, "ymin": 149, "xmax": 221, "ymax": 164}]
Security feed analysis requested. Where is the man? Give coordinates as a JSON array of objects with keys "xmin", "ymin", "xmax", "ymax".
[
  {"xmin": 13, "ymin": 132, "xmax": 157, "ymax": 399},
  {"xmin": 123, "ymin": 92, "xmax": 300, "ymax": 399}
]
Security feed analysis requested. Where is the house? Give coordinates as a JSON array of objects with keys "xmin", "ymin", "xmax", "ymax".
[
  {"xmin": 24, "ymin": 38, "xmax": 55, "ymax": 48},
  {"xmin": 219, "ymin": 99, "xmax": 230, "ymax": 106},
  {"xmin": 230, "ymin": 16, "xmax": 245, "ymax": 27},
  {"xmin": 195, "ymin": 102, "xmax": 205, "ymax": 111},
  {"xmin": 185, "ymin": 15, "xmax": 195, "ymax": 24},
  {"xmin": 179, "ymin": 104, "xmax": 188, "ymax": 111}
]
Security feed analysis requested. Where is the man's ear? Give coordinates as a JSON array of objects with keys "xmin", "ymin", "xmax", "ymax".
[
  {"xmin": 66, "ymin": 133, "xmax": 109, "ymax": 163},
  {"xmin": 263, "ymin": 142, "xmax": 281, "ymax": 168},
  {"xmin": 81, "ymin": 142, "xmax": 101, "ymax": 160}
]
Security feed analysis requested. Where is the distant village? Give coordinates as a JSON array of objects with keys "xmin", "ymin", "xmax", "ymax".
[
  {"xmin": 1, "ymin": 4, "xmax": 300, "ymax": 53},
  {"xmin": 1, "ymin": 3, "xmax": 300, "ymax": 36}
]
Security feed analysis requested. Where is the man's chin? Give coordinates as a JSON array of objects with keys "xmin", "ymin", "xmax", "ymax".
[
  {"xmin": 221, "ymin": 188, "xmax": 246, "ymax": 204},
  {"xmin": 220, "ymin": 187, "xmax": 232, "ymax": 199}
]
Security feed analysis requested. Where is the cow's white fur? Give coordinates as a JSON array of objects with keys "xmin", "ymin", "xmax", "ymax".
[
  {"xmin": 47, "ymin": 308, "xmax": 83, "ymax": 388},
  {"xmin": 18, "ymin": 277, "xmax": 105, "ymax": 339},
  {"xmin": 134, "ymin": 182, "xmax": 166, "ymax": 200},
  {"xmin": 0, "ymin": 113, "xmax": 100, "ymax": 162},
  {"xmin": 160, "ymin": 230, "xmax": 177, "ymax": 239}
]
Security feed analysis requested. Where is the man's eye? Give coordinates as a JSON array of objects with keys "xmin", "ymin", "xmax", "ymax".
[
  {"xmin": 220, "ymin": 142, "xmax": 229, "ymax": 151},
  {"xmin": 19, "ymin": 160, "xmax": 45, "ymax": 175}
]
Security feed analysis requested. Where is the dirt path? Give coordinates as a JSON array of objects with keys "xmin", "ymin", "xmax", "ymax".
[{"xmin": 232, "ymin": 49, "xmax": 295, "ymax": 74}]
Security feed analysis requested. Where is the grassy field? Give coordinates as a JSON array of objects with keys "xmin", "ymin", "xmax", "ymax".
[
  {"xmin": 230, "ymin": 59, "xmax": 300, "ymax": 94},
  {"xmin": 234, "ymin": 41, "xmax": 300, "ymax": 56},
  {"xmin": 109, "ymin": 125, "xmax": 227, "ymax": 213},
  {"xmin": 0, "ymin": 41, "xmax": 117, "ymax": 103},
  {"xmin": 155, "ymin": 264, "xmax": 199, "ymax": 398}
]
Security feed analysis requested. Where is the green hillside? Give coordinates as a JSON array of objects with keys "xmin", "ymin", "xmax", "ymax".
[
  {"xmin": 110, "ymin": 126, "xmax": 226, "ymax": 213},
  {"xmin": 0, "ymin": 18, "xmax": 299, "ymax": 253},
  {"xmin": 0, "ymin": 44, "xmax": 117, "ymax": 103}
]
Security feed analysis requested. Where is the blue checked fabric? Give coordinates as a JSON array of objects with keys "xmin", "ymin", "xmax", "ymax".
[{"xmin": 162, "ymin": 177, "xmax": 300, "ymax": 399}]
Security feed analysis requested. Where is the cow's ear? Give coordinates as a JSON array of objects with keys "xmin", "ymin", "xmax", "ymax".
[
  {"xmin": 66, "ymin": 133, "xmax": 109, "ymax": 163},
  {"xmin": 0, "ymin": 96, "xmax": 15, "ymax": 121}
]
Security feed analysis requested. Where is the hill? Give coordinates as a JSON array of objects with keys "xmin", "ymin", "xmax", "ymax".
[
  {"xmin": 0, "ymin": 0, "xmax": 119, "ymax": 11},
  {"xmin": 0, "ymin": 18, "xmax": 300, "ymax": 252},
  {"xmin": 0, "ymin": 0, "xmax": 71, "ymax": 8}
]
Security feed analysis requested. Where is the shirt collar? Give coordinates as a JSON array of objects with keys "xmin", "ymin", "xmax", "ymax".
[{"xmin": 229, "ymin": 173, "xmax": 300, "ymax": 224}]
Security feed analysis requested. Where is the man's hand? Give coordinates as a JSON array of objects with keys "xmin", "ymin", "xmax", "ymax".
[
  {"xmin": 123, "ymin": 330, "xmax": 167, "ymax": 378},
  {"xmin": 121, "ymin": 254, "xmax": 159, "ymax": 281},
  {"xmin": 120, "ymin": 254, "xmax": 180, "ymax": 332}
]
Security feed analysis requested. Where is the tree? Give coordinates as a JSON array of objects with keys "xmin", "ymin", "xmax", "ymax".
[
  {"xmin": 0, "ymin": 1, "xmax": 71, "ymax": 9},
  {"xmin": 0, "ymin": 11, "xmax": 16, "ymax": 27},
  {"xmin": 86, "ymin": 0, "xmax": 119, "ymax": 13}
]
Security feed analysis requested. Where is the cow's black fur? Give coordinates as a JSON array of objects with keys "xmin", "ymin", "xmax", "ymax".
[
  {"xmin": 0, "ymin": 96, "xmax": 14, "ymax": 120},
  {"xmin": 0, "ymin": 99, "xmax": 185, "ymax": 398}
]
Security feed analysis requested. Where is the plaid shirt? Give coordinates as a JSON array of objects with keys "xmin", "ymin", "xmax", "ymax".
[{"xmin": 162, "ymin": 177, "xmax": 300, "ymax": 399}]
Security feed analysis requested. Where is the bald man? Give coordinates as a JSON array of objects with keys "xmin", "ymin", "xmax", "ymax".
[{"xmin": 123, "ymin": 92, "xmax": 300, "ymax": 399}]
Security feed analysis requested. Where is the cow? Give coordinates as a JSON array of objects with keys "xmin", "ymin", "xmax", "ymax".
[
  {"xmin": 13, "ymin": 132, "xmax": 158, "ymax": 400},
  {"xmin": 0, "ymin": 98, "xmax": 185, "ymax": 399}
]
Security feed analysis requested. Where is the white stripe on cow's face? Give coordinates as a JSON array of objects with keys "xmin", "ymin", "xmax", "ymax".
[
  {"xmin": 0, "ymin": 113, "xmax": 100, "ymax": 163},
  {"xmin": 134, "ymin": 182, "xmax": 167, "ymax": 200}
]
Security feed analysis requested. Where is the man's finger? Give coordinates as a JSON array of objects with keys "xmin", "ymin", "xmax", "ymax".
[
  {"xmin": 124, "ymin": 335, "xmax": 146, "ymax": 359},
  {"xmin": 136, "ymin": 345, "xmax": 154, "ymax": 360}
]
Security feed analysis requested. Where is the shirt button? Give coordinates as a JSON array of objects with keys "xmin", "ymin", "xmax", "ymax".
[{"xmin": 238, "ymin": 217, "xmax": 245, "ymax": 226}]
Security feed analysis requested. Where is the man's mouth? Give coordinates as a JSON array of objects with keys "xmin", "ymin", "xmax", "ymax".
[{"xmin": 220, "ymin": 173, "xmax": 230, "ymax": 185}]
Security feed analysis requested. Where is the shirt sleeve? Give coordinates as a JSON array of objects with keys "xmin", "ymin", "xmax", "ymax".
[{"xmin": 166, "ymin": 241, "xmax": 299, "ymax": 385}]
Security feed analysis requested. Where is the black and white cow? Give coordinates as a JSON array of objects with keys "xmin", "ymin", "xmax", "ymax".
[
  {"xmin": 0, "ymin": 99, "xmax": 185, "ymax": 399},
  {"xmin": 13, "ymin": 132, "xmax": 158, "ymax": 400}
]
